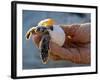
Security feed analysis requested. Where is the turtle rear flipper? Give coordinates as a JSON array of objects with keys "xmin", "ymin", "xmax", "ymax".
[{"xmin": 39, "ymin": 34, "xmax": 50, "ymax": 64}]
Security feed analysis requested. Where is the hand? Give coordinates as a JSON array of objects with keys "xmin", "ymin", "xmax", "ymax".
[
  {"xmin": 32, "ymin": 34, "xmax": 90, "ymax": 64},
  {"xmin": 31, "ymin": 34, "xmax": 62, "ymax": 60},
  {"xmin": 49, "ymin": 41, "xmax": 90, "ymax": 64},
  {"xmin": 31, "ymin": 23, "xmax": 90, "ymax": 64}
]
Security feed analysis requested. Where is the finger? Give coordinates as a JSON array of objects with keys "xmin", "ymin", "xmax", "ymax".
[
  {"xmin": 49, "ymin": 41, "xmax": 56, "ymax": 51},
  {"xmin": 49, "ymin": 52, "xmax": 62, "ymax": 61},
  {"xmin": 49, "ymin": 41, "xmax": 60, "ymax": 55},
  {"xmin": 32, "ymin": 34, "xmax": 42, "ymax": 47}
]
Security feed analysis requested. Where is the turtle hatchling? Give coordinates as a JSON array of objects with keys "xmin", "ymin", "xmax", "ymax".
[{"xmin": 25, "ymin": 18, "xmax": 65, "ymax": 64}]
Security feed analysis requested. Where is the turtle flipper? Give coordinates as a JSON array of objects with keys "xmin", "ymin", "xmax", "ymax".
[
  {"xmin": 39, "ymin": 34, "xmax": 50, "ymax": 64},
  {"xmin": 26, "ymin": 31, "xmax": 32, "ymax": 40},
  {"xmin": 25, "ymin": 27, "xmax": 36, "ymax": 40}
]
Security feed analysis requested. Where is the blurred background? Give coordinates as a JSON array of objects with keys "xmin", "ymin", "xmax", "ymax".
[{"xmin": 22, "ymin": 10, "xmax": 91, "ymax": 69}]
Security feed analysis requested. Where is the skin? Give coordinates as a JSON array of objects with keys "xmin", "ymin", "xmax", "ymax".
[{"xmin": 31, "ymin": 23, "xmax": 90, "ymax": 64}]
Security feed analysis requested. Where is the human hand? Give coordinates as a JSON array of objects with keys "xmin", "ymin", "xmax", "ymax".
[
  {"xmin": 30, "ymin": 23, "xmax": 90, "ymax": 64},
  {"xmin": 32, "ymin": 33, "xmax": 90, "ymax": 64},
  {"xmin": 49, "ymin": 41, "xmax": 90, "ymax": 64},
  {"xmin": 31, "ymin": 34, "xmax": 62, "ymax": 61}
]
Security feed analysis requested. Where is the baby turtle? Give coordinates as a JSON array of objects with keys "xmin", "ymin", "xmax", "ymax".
[
  {"xmin": 26, "ymin": 26, "xmax": 51, "ymax": 64},
  {"xmin": 36, "ymin": 26, "xmax": 51, "ymax": 64}
]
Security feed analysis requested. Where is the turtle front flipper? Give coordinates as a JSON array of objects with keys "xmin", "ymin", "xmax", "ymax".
[
  {"xmin": 25, "ymin": 27, "xmax": 36, "ymax": 40},
  {"xmin": 39, "ymin": 34, "xmax": 50, "ymax": 64}
]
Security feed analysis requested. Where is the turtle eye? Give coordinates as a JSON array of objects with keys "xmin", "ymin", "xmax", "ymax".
[
  {"xmin": 49, "ymin": 26, "xmax": 53, "ymax": 31},
  {"xmin": 36, "ymin": 26, "xmax": 47, "ymax": 33},
  {"xmin": 36, "ymin": 27, "xmax": 42, "ymax": 32},
  {"xmin": 40, "ymin": 28, "xmax": 44, "ymax": 32},
  {"xmin": 36, "ymin": 27, "xmax": 41, "ymax": 32},
  {"xmin": 37, "ymin": 27, "xmax": 40, "ymax": 31}
]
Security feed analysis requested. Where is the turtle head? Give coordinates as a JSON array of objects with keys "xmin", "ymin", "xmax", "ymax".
[{"xmin": 26, "ymin": 18, "xmax": 55, "ymax": 40}]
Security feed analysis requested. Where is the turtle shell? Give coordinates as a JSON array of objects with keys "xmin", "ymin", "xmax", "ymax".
[{"xmin": 39, "ymin": 33, "xmax": 50, "ymax": 64}]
